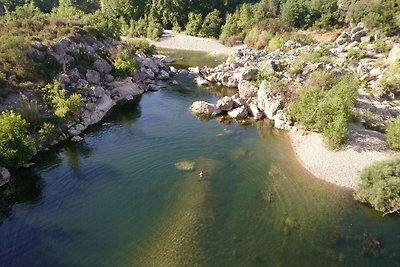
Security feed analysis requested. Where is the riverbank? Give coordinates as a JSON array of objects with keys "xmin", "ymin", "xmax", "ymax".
[
  {"xmin": 188, "ymin": 23, "xmax": 400, "ymax": 190},
  {"xmin": 148, "ymin": 30, "xmax": 244, "ymax": 55},
  {"xmin": 289, "ymin": 124, "xmax": 395, "ymax": 189}
]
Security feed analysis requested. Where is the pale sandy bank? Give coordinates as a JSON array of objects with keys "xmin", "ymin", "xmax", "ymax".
[
  {"xmin": 290, "ymin": 123, "xmax": 395, "ymax": 189},
  {"xmin": 148, "ymin": 30, "xmax": 245, "ymax": 55}
]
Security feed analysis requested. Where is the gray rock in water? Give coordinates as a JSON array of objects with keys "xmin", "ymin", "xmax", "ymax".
[
  {"xmin": 110, "ymin": 77, "xmax": 144, "ymax": 100},
  {"xmin": 0, "ymin": 167, "xmax": 10, "ymax": 187},
  {"xmin": 94, "ymin": 58, "xmax": 112, "ymax": 74},
  {"xmin": 216, "ymin": 96, "xmax": 234, "ymax": 111},
  {"xmin": 189, "ymin": 101, "xmax": 221, "ymax": 116},
  {"xmin": 158, "ymin": 70, "xmax": 170, "ymax": 80},
  {"xmin": 228, "ymin": 106, "xmax": 248, "ymax": 119},
  {"xmin": 71, "ymin": 135, "xmax": 83, "ymax": 142},
  {"xmin": 249, "ymin": 102, "xmax": 263, "ymax": 120},
  {"xmin": 195, "ymin": 76, "xmax": 210, "ymax": 86},
  {"xmin": 143, "ymin": 58, "xmax": 159, "ymax": 73},
  {"xmin": 86, "ymin": 69, "xmax": 101, "ymax": 84}
]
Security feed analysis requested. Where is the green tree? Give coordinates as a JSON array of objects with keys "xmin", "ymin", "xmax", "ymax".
[
  {"xmin": 387, "ymin": 117, "xmax": 400, "ymax": 151},
  {"xmin": 0, "ymin": 111, "xmax": 35, "ymax": 167},
  {"xmin": 200, "ymin": 9, "xmax": 223, "ymax": 38},
  {"xmin": 281, "ymin": 0, "xmax": 310, "ymax": 28},
  {"xmin": 185, "ymin": 12, "xmax": 202, "ymax": 36}
]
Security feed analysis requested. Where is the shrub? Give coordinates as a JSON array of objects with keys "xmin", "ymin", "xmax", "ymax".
[
  {"xmin": 111, "ymin": 48, "xmax": 138, "ymax": 77},
  {"xmin": 38, "ymin": 122, "xmax": 59, "ymax": 146},
  {"xmin": 374, "ymin": 39, "xmax": 390, "ymax": 53},
  {"xmin": 288, "ymin": 74, "xmax": 359, "ymax": 149},
  {"xmin": 127, "ymin": 39, "xmax": 157, "ymax": 56},
  {"xmin": 83, "ymin": 10, "xmax": 122, "ymax": 40},
  {"xmin": 266, "ymin": 34, "xmax": 285, "ymax": 52},
  {"xmin": 355, "ymin": 156, "xmax": 400, "ymax": 214},
  {"xmin": 379, "ymin": 63, "xmax": 400, "ymax": 96},
  {"xmin": 0, "ymin": 111, "xmax": 35, "ymax": 167},
  {"xmin": 347, "ymin": 47, "xmax": 365, "ymax": 60},
  {"xmin": 14, "ymin": 95, "xmax": 42, "ymax": 126},
  {"xmin": 185, "ymin": 12, "xmax": 202, "ymax": 36},
  {"xmin": 387, "ymin": 117, "xmax": 400, "ymax": 151},
  {"xmin": 41, "ymin": 82, "xmax": 83, "ymax": 119},
  {"xmin": 219, "ymin": 13, "xmax": 241, "ymax": 44},
  {"xmin": 146, "ymin": 19, "xmax": 163, "ymax": 40},
  {"xmin": 281, "ymin": 0, "xmax": 310, "ymax": 28},
  {"xmin": 200, "ymin": 9, "xmax": 223, "ymax": 38}
]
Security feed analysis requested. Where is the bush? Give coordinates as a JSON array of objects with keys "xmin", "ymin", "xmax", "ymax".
[
  {"xmin": 281, "ymin": 0, "xmax": 310, "ymax": 28},
  {"xmin": 0, "ymin": 111, "xmax": 35, "ymax": 167},
  {"xmin": 200, "ymin": 9, "xmax": 222, "ymax": 38},
  {"xmin": 127, "ymin": 39, "xmax": 157, "ymax": 56},
  {"xmin": 387, "ymin": 117, "xmax": 400, "ymax": 151},
  {"xmin": 41, "ymin": 82, "xmax": 83, "ymax": 119},
  {"xmin": 347, "ymin": 47, "xmax": 365, "ymax": 60},
  {"xmin": 379, "ymin": 63, "xmax": 400, "ymax": 96},
  {"xmin": 111, "ymin": 48, "xmax": 138, "ymax": 77},
  {"xmin": 38, "ymin": 122, "xmax": 59, "ymax": 146},
  {"xmin": 219, "ymin": 12, "xmax": 241, "ymax": 44},
  {"xmin": 288, "ymin": 74, "xmax": 359, "ymax": 149},
  {"xmin": 185, "ymin": 12, "xmax": 202, "ymax": 36},
  {"xmin": 83, "ymin": 10, "xmax": 122, "ymax": 40},
  {"xmin": 146, "ymin": 19, "xmax": 163, "ymax": 40},
  {"xmin": 14, "ymin": 95, "xmax": 42, "ymax": 126},
  {"xmin": 355, "ymin": 156, "xmax": 400, "ymax": 214},
  {"xmin": 266, "ymin": 34, "xmax": 285, "ymax": 52}
]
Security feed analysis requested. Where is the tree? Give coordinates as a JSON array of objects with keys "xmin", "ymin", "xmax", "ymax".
[
  {"xmin": 200, "ymin": 9, "xmax": 223, "ymax": 38},
  {"xmin": 0, "ymin": 111, "xmax": 35, "ymax": 167},
  {"xmin": 281, "ymin": 0, "xmax": 310, "ymax": 28},
  {"xmin": 185, "ymin": 12, "xmax": 202, "ymax": 36}
]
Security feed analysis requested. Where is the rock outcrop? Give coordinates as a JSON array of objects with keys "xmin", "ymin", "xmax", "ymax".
[{"xmin": 0, "ymin": 167, "xmax": 10, "ymax": 187}]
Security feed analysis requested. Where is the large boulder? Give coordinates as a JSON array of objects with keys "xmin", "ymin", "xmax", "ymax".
[
  {"xmin": 91, "ymin": 86, "xmax": 105, "ymax": 98},
  {"xmin": 94, "ymin": 58, "xmax": 112, "ymax": 74},
  {"xmin": 0, "ymin": 167, "xmax": 10, "ymax": 187},
  {"xmin": 195, "ymin": 76, "xmax": 210, "ymax": 86},
  {"xmin": 81, "ymin": 94, "xmax": 114, "ymax": 126},
  {"xmin": 216, "ymin": 96, "xmax": 234, "ymax": 111},
  {"xmin": 86, "ymin": 69, "xmax": 101, "ymax": 84},
  {"xmin": 110, "ymin": 77, "xmax": 144, "ymax": 100},
  {"xmin": 238, "ymin": 80, "xmax": 258, "ymax": 100},
  {"xmin": 157, "ymin": 70, "xmax": 170, "ymax": 80},
  {"xmin": 143, "ymin": 58, "xmax": 159, "ymax": 73},
  {"xmin": 249, "ymin": 102, "xmax": 263, "ymax": 120},
  {"xmin": 241, "ymin": 67, "xmax": 258, "ymax": 81},
  {"xmin": 257, "ymin": 80, "xmax": 283, "ymax": 119},
  {"xmin": 189, "ymin": 101, "xmax": 221, "ymax": 116},
  {"xmin": 228, "ymin": 106, "xmax": 248, "ymax": 119}
]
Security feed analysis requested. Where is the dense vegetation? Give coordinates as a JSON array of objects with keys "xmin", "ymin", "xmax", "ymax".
[
  {"xmin": 355, "ymin": 157, "xmax": 400, "ymax": 215},
  {"xmin": 288, "ymin": 72, "xmax": 359, "ymax": 149}
]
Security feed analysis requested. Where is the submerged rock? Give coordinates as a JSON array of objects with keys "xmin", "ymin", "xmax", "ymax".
[{"xmin": 175, "ymin": 161, "xmax": 195, "ymax": 171}]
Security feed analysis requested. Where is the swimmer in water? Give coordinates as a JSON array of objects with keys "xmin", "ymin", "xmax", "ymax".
[{"xmin": 199, "ymin": 170, "xmax": 204, "ymax": 179}]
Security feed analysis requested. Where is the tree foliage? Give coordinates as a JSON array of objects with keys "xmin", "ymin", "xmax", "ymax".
[{"xmin": 0, "ymin": 111, "xmax": 35, "ymax": 167}]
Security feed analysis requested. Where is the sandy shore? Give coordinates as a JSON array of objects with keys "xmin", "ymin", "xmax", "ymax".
[
  {"xmin": 290, "ymin": 123, "xmax": 395, "ymax": 189},
  {"xmin": 148, "ymin": 30, "xmax": 245, "ymax": 55}
]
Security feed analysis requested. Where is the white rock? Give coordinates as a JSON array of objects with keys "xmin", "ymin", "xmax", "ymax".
[
  {"xmin": 189, "ymin": 101, "xmax": 221, "ymax": 116},
  {"xmin": 228, "ymin": 106, "xmax": 248, "ymax": 119},
  {"xmin": 388, "ymin": 44, "xmax": 400, "ymax": 64},
  {"xmin": 257, "ymin": 80, "xmax": 283, "ymax": 119},
  {"xmin": 195, "ymin": 76, "xmax": 210, "ymax": 86},
  {"xmin": 0, "ymin": 167, "xmax": 10, "ymax": 187},
  {"xmin": 249, "ymin": 103, "xmax": 263, "ymax": 120},
  {"xmin": 216, "ymin": 96, "xmax": 234, "ymax": 111},
  {"xmin": 71, "ymin": 136, "xmax": 83, "ymax": 142},
  {"xmin": 238, "ymin": 80, "xmax": 258, "ymax": 100}
]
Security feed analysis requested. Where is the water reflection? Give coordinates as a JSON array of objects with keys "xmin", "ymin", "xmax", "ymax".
[{"xmin": 0, "ymin": 169, "xmax": 42, "ymax": 222}]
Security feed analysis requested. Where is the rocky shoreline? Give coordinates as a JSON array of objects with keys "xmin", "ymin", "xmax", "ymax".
[
  {"xmin": 0, "ymin": 35, "xmax": 176, "ymax": 187},
  {"xmin": 188, "ymin": 23, "xmax": 399, "ymax": 189}
]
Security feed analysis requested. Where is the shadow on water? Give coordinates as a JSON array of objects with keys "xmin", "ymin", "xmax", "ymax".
[{"xmin": 0, "ymin": 169, "xmax": 42, "ymax": 222}]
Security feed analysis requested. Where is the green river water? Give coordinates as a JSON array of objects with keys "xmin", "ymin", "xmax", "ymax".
[{"xmin": 0, "ymin": 49, "xmax": 399, "ymax": 267}]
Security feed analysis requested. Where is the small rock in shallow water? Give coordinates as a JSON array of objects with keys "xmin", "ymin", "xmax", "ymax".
[
  {"xmin": 71, "ymin": 136, "xmax": 83, "ymax": 142},
  {"xmin": 175, "ymin": 161, "xmax": 195, "ymax": 171}
]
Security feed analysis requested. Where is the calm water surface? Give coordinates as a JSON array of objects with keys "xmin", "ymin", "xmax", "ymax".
[{"xmin": 0, "ymin": 50, "xmax": 399, "ymax": 267}]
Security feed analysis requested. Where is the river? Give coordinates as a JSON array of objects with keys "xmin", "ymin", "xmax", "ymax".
[{"xmin": 0, "ymin": 49, "xmax": 399, "ymax": 266}]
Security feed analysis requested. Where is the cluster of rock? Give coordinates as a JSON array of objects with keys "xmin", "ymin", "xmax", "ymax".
[
  {"xmin": 190, "ymin": 75, "xmax": 290, "ymax": 130},
  {"xmin": 190, "ymin": 23, "xmax": 400, "ymax": 131},
  {"xmin": 29, "ymin": 35, "xmax": 175, "ymax": 143},
  {"xmin": 0, "ymin": 34, "xmax": 176, "ymax": 187}
]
